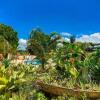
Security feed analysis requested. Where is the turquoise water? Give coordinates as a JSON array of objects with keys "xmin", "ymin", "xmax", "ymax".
[{"xmin": 24, "ymin": 59, "xmax": 41, "ymax": 65}]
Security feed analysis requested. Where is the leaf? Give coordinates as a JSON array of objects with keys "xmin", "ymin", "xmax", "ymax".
[
  {"xmin": 69, "ymin": 67, "xmax": 78, "ymax": 78},
  {"xmin": 0, "ymin": 85, "xmax": 6, "ymax": 90},
  {"xmin": 72, "ymin": 53, "xmax": 78, "ymax": 57},
  {"xmin": 18, "ymin": 72, "xmax": 25, "ymax": 78},
  {"xmin": 8, "ymin": 85, "xmax": 16, "ymax": 90},
  {"xmin": 0, "ymin": 77, "xmax": 8, "ymax": 85},
  {"xmin": 15, "ymin": 79, "xmax": 27, "ymax": 84}
]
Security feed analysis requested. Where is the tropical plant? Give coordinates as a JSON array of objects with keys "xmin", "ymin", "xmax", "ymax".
[
  {"xmin": 0, "ymin": 64, "xmax": 48, "ymax": 99},
  {"xmin": 0, "ymin": 24, "xmax": 18, "ymax": 54},
  {"xmin": 70, "ymin": 35, "xmax": 75, "ymax": 43},
  {"xmin": 88, "ymin": 49, "xmax": 100, "ymax": 83},
  {"xmin": 0, "ymin": 36, "xmax": 12, "ymax": 56},
  {"xmin": 53, "ymin": 42, "xmax": 92, "ymax": 83},
  {"xmin": 0, "ymin": 59, "xmax": 100, "ymax": 99},
  {"xmin": 27, "ymin": 28, "xmax": 60, "ymax": 69},
  {"xmin": 2, "ymin": 59, "xmax": 11, "ymax": 68}
]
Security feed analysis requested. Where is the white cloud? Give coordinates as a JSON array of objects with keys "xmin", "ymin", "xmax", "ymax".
[
  {"xmin": 17, "ymin": 33, "xmax": 100, "ymax": 51},
  {"xmin": 60, "ymin": 32, "xmax": 72, "ymax": 37},
  {"xmin": 60, "ymin": 32, "xmax": 72, "ymax": 42},
  {"xmin": 18, "ymin": 39, "xmax": 27, "ymax": 50},
  {"xmin": 76, "ymin": 33, "xmax": 100, "ymax": 43},
  {"xmin": 64, "ymin": 37, "xmax": 70, "ymax": 42},
  {"xmin": 60, "ymin": 32, "xmax": 100, "ymax": 43},
  {"xmin": 90, "ymin": 33, "xmax": 100, "ymax": 39},
  {"xmin": 19, "ymin": 39, "xmax": 27, "ymax": 45},
  {"xmin": 81, "ymin": 35, "xmax": 90, "ymax": 39}
]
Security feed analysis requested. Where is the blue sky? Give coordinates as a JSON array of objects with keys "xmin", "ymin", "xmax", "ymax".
[{"xmin": 0, "ymin": 0, "xmax": 100, "ymax": 47}]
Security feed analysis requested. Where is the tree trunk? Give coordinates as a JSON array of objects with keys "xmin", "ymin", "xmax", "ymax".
[{"xmin": 41, "ymin": 58, "xmax": 45, "ymax": 69}]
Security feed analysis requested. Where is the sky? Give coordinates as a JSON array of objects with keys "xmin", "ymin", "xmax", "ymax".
[{"xmin": 0, "ymin": 0, "xmax": 100, "ymax": 49}]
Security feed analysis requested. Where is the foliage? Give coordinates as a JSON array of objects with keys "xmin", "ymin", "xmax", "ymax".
[
  {"xmin": 88, "ymin": 49, "xmax": 100, "ymax": 83},
  {"xmin": 0, "ymin": 24, "xmax": 18, "ymax": 54},
  {"xmin": 70, "ymin": 35, "xmax": 75, "ymax": 43},
  {"xmin": 0, "ymin": 36, "xmax": 12, "ymax": 55},
  {"xmin": 0, "ymin": 25, "xmax": 100, "ymax": 99},
  {"xmin": 53, "ymin": 43, "xmax": 85, "ymax": 79},
  {"xmin": 0, "ymin": 64, "xmax": 47, "ymax": 99},
  {"xmin": 54, "ymin": 43, "xmax": 100, "ymax": 83},
  {"xmin": 27, "ymin": 28, "xmax": 60, "ymax": 69},
  {"xmin": 2, "ymin": 59, "xmax": 11, "ymax": 68},
  {"xmin": 0, "ymin": 56, "xmax": 100, "ymax": 99}
]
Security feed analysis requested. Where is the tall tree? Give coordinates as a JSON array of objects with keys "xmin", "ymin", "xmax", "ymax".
[
  {"xmin": 70, "ymin": 36, "xmax": 75, "ymax": 43},
  {"xmin": 0, "ymin": 24, "xmax": 18, "ymax": 54},
  {"xmin": 27, "ymin": 28, "xmax": 60, "ymax": 69}
]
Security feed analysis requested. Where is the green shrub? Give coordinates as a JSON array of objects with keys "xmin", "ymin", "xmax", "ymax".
[
  {"xmin": 88, "ymin": 49, "xmax": 100, "ymax": 83},
  {"xmin": 2, "ymin": 59, "xmax": 11, "ymax": 68}
]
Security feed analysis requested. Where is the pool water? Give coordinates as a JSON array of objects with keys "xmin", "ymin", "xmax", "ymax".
[{"xmin": 24, "ymin": 59, "xmax": 41, "ymax": 65}]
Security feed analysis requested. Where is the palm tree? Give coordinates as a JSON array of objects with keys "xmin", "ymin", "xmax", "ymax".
[
  {"xmin": 27, "ymin": 28, "xmax": 60, "ymax": 69},
  {"xmin": 70, "ymin": 36, "xmax": 75, "ymax": 43}
]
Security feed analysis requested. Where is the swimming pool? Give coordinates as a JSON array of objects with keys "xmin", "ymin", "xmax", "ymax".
[{"xmin": 24, "ymin": 59, "xmax": 41, "ymax": 65}]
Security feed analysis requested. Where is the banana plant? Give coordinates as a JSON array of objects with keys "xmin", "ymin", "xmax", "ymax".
[{"xmin": 54, "ymin": 43, "xmax": 89, "ymax": 81}]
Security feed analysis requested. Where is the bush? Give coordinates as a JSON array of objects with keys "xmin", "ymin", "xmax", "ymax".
[
  {"xmin": 89, "ymin": 49, "xmax": 100, "ymax": 83},
  {"xmin": 2, "ymin": 59, "xmax": 11, "ymax": 68}
]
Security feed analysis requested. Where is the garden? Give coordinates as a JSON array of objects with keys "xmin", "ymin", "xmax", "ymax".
[{"xmin": 0, "ymin": 24, "xmax": 100, "ymax": 100}]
